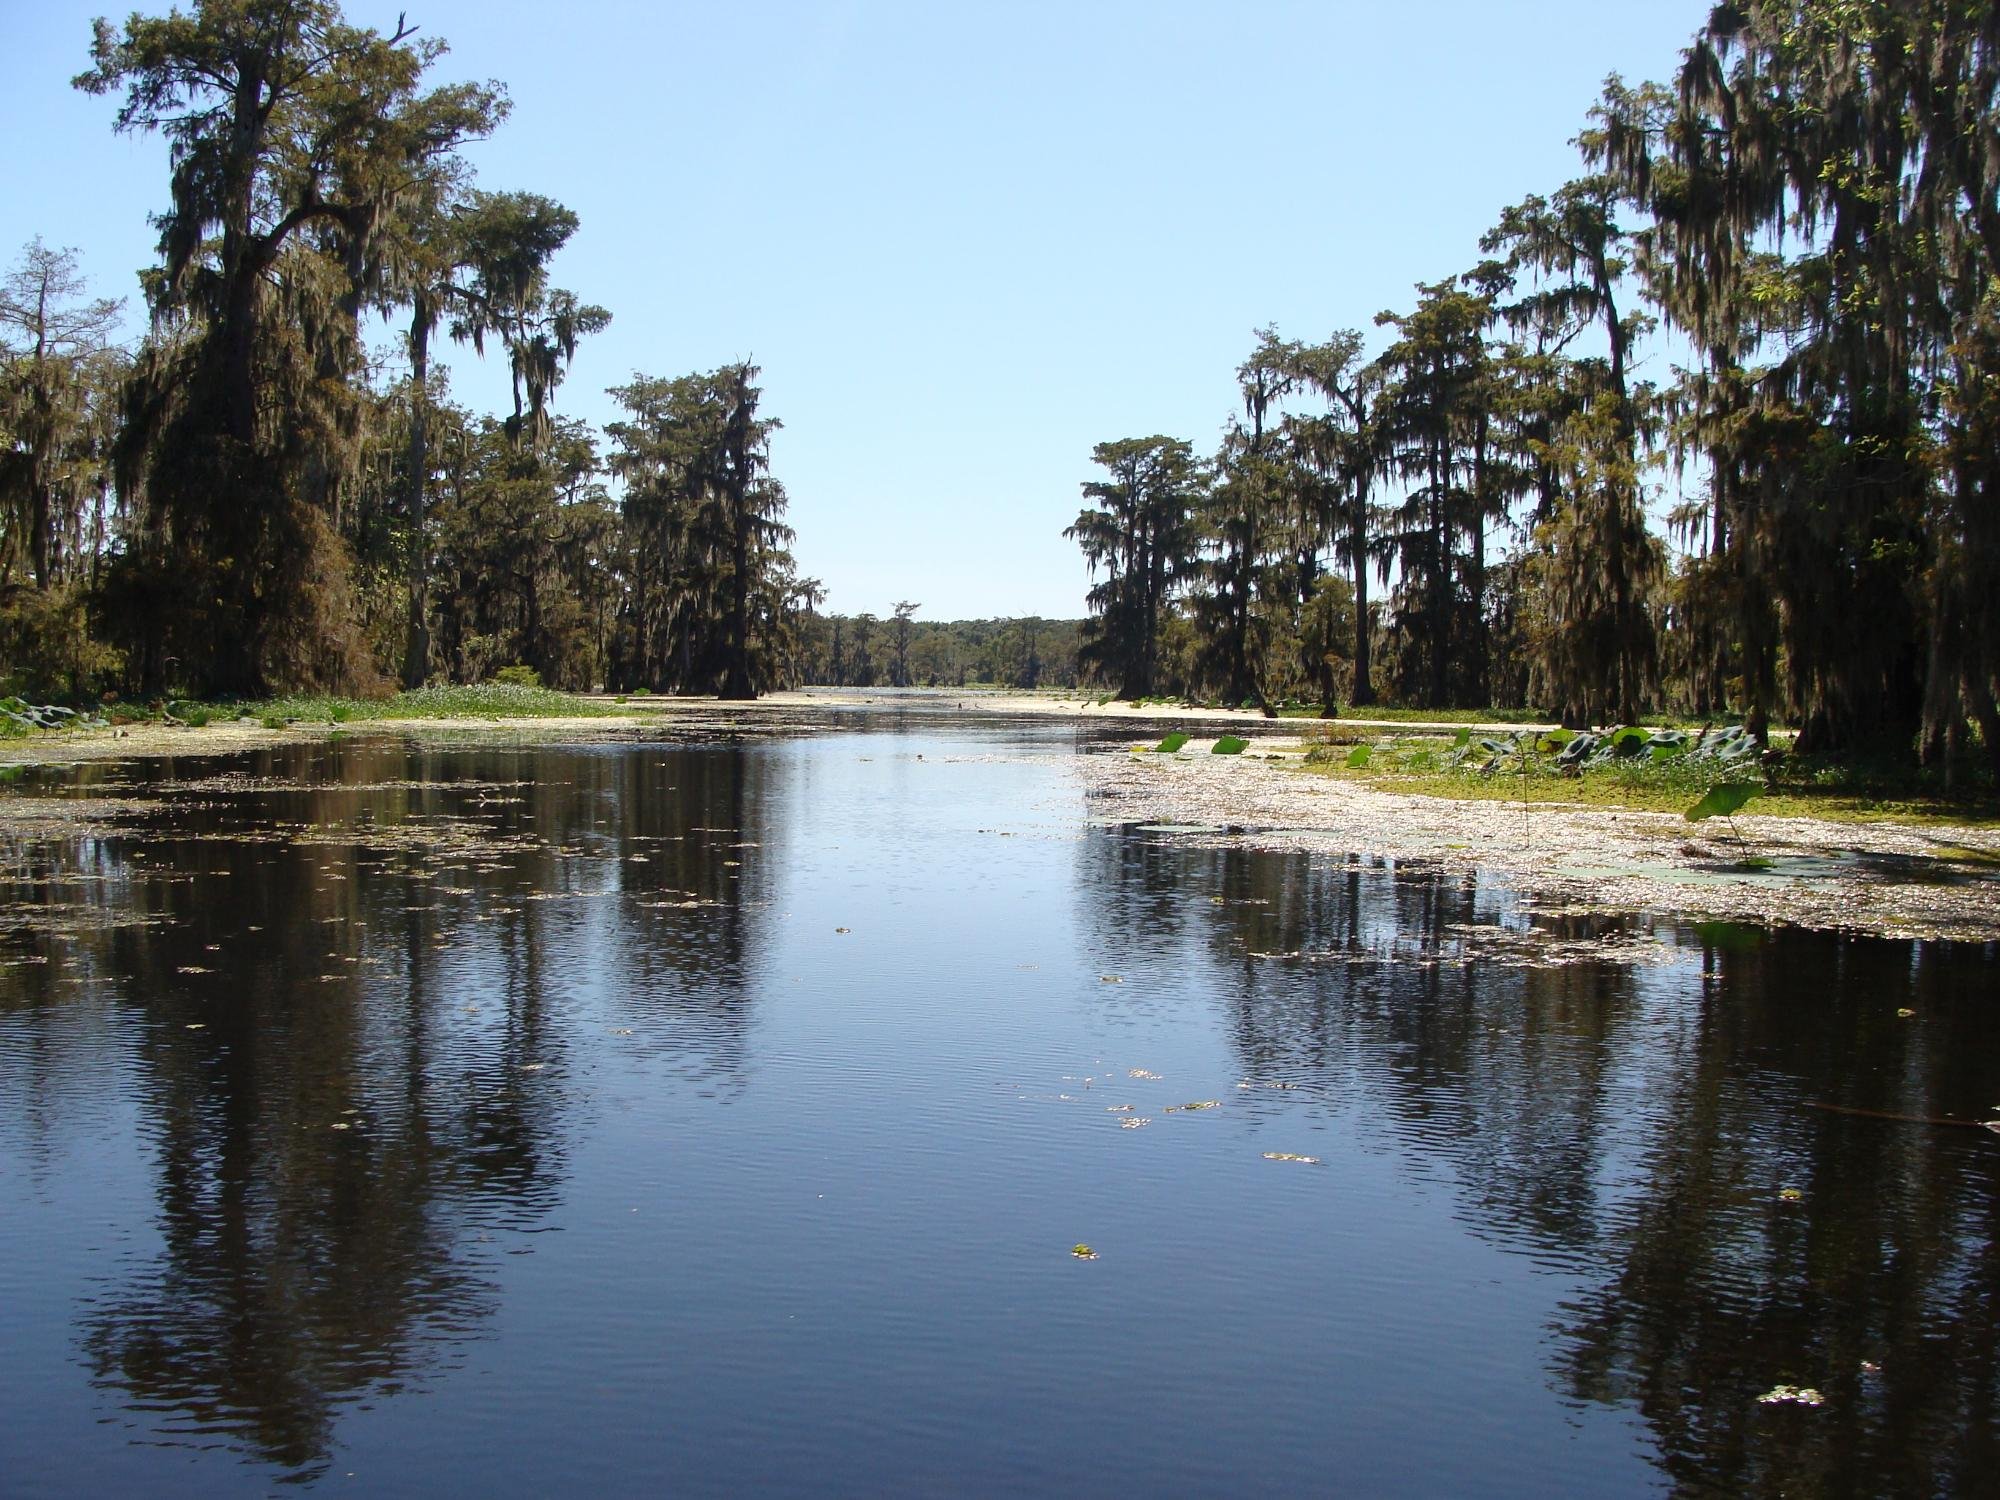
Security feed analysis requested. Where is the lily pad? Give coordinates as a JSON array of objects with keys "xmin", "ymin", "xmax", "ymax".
[
  {"xmin": 1212, "ymin": 735, "xmax": 1249, "ymax": 755},
  {"xmin": 1153, "ymin": 732, "xmax": 1191, "ymax": 754},
  {"xmin": 1686, "ymin": 782, "xmax": 1762, "ymax": 822}
]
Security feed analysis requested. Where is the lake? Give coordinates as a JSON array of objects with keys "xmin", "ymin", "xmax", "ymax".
[{"xmin": 2, "ymin": 714, "xmax": 1995, "ymax": 1495}]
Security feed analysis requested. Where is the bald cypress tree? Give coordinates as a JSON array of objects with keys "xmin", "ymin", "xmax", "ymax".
[
  {"xmin": 1067, "ymin": 435, "xmax": 1201, "ymax": 698},
  {"xmin": 76, "ymin": 0, "xmax": 505, "ymax": 694}
]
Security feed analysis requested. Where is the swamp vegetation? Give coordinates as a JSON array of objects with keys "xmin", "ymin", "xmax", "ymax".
[
  {"xmin": 1066, "ymin": 1, "xmax": 2000, "ymax": 790},
  {"xmin": 2, "ymin": 4, "xmax": 1999, "ymax": 1492},
  {"xmin": 1, "ymin": 0, "xmax": 1995, "ymax": 803}
]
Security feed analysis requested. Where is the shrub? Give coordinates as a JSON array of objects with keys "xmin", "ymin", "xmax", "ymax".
[
  {"xmin": 493, "ymin": 664, "xmax": 542, "ymax": 689},
  {"xmin": 0, "ymin": 584, "xmax": 122, "ymax": 701}
]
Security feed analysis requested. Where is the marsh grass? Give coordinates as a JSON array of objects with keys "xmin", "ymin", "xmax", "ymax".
[
  {"xmin": 1302, "ymin": 733, "xmax": 2000, "ymax": 826},
  {"xmin": 252, "ymin": 684, "xmax": 623, "ymax": 723}
]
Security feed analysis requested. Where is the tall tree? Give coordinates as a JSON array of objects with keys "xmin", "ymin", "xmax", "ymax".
[
  {"xmin": 0, "ymin": 240, "xmax": 126, "ymax": 590},
  {"xmin": 1198, "ymin": 328, "xmax": 1299, "ymax": 710},
  {"xmin": 890, "ymin": 600, "xmax": 919, "ymax": 687},
  {"xmin": 389, "ymin": 189, "xmax": 586, "ymax": 687},
  {"xmin": 1484, "ymin": 170, "xmax": 1660, "ymax": 725},
  {"xmin": 1283, "ymin": 331, "xmax": 1381, "ymax": 708},
  {"xmin": 1604, "ymin": 10, "xmax": 2000, "ymax": 759},
  {"xmin": 76, "ymin": 0, "xmax": 505, "ymax": 693},
  {"xmin": 1066, "ymin": 435, "xmax": 1200, "ymax": 698},
  {"xmin": 608, "ymin": 364, "xmax": 793, "ymax": 698},
  {"xmin": 1373, "ymin": 281, "xmax": 1491, "ymax": 707}
]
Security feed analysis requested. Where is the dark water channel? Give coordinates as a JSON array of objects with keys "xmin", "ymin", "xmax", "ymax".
[{"xmin": 1, "ymin": 718, "xmax": 1995, "ymax": 1496}]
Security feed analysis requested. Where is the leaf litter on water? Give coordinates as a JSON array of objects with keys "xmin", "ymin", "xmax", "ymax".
[{"xmin": 1756, "ymin": 1385, "xmax": 1825, "ymax": 1407}]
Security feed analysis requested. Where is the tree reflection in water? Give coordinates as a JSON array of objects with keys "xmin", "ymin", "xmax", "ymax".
[
  {"xmin": 1081, "ymin": 827, "xmax": 2000, "ymax": 1496},
  {"xmin": 1, "ymin": 740, "xmax": 1993, "ymax": 1492},
  {"xmin": 0, "ymin": 736, "xmax": 781, "ymax": 1479}
]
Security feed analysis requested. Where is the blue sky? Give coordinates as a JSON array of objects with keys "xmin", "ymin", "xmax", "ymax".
[{"xmin": 3, "ymin": 1, "xmax": 1711, "ymax": 619}]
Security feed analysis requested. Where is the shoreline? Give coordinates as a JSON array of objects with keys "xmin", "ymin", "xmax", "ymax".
[
  {"xmin": 1079, "ymin": 742, "xmax": 2000, "ymax": 944},
  {"xmin": 1, "ymin": 693, "xmax": 1994, "ymax": 942},
  {"xmin": 0, "ymin": 686, "xmax": 1508, "ymax": 765}
]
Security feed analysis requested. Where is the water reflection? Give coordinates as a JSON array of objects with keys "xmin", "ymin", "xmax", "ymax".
[
  {"xmin": 1556, "ymin": 931, "xmax": 2000, "ymax": 1497},
  {"xmin": 0, "ymin": 732, "xmax": 1994, "ymax": 1494},
  {"xmin": 0, "ymin": 736, "xmax": 785, "ymax": 1479},
  {"xmin": 1083, "ymin": 827, "xmax": 2000, "ymax": 1495}
]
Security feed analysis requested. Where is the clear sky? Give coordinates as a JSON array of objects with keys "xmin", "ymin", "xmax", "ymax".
[{"xmin": 3, "ymin": 0, "xmax": 1712, "ymax": 620}]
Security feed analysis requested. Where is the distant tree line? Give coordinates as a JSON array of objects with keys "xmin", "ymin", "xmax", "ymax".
[
  {"xmin": 1, "ymin": 0, "xmax": 813, "ymax": 702},
  {"xmin": 800, "ymin": 612, "xmax": 1083, "ymax": 691},
  {"xmin": 1069, "ymin": 1, "xmax": 2000, "ymax": 771}
]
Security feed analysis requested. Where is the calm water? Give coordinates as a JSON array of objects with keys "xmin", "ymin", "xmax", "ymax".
[{"xmin": 1, "ymin": 717, "xmax": 1995, "ymax": 1497}]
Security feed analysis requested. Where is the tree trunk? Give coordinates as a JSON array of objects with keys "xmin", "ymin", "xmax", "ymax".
[
  {"xmin": 1469, "ymin": 409, "xmax": 1489, "ymax": 703},
  {"xmin": 401, "ymin": 315, "xmax": 433, "ymax": 689},
  {"xmin": 1428, "ymin": 444, "xmax": 1448, "ymax": 708},
  {"xmin": 1350, "ymin": 513, "xmax": 1374, "ymax": 707},
  {"xmin": 29, "ymin": 481, "xmax": 52, "ymax": 589},
  {"xmin": 719, "ymin": 504, "xmax": 754, "ymax": 699}
]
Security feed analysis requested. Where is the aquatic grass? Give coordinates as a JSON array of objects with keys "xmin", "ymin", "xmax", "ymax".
[
  {"xmin": 1306, "ymin": 760, "xmax": 1999, "ymax": 827},
  {"xmin": 250, "ymin": 684, "xmax": 625, "ymax": 724},
  {"xmin": 1297, "ymin": 727, "xmax": 2000, "ymax": 827}
]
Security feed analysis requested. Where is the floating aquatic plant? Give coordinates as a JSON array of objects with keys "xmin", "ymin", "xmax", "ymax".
[
  {"xmin": 1686, "ymin": 782, "xmax": 1762, "ymax": 823},
  {"xmin": 1756, "ymin": 1385, "xmax": 1824, "ymax": 1407}
]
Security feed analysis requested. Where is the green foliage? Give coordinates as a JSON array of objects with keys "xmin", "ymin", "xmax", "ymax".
[
  {"xmin": 0, "ymin": 0, "xmax": 1983, "ymax": 779},
  {"xmin": 0, "ymin": 582, "xmax": 121, "ymax": 699},
  {"xmin": 1686, "ymin": 782, "xmax": 1763, "ymax": 823},
  {"xmin": 607, "ymin": 364, "xmax": 798, "ymax": 699},
  {"xmin": 1345, "ymin": 743, "xmax": 1373, "ymax": 768},
  {"xmin": 253, "ymin": 684, "xmax": 619, "ymax": 723},
  {"xmin": 76, "ymin": 0, "xmax": 507, "ymax": 697},
  {"xmin": 493, "ymin": 664, "xmax": 542, "ymax": 689},
  {"xmin": 1068, "ymin": 436, "xmax": 1202, "ymax": 697},
  {"xmin": 803, "ymin": 616, "xmax": 1083, "ymax": 690},
  {"xmin": 1052, "ymin": 5, "xmax": 2000, "ymax": 777},
  {"xmin": 1154, "ymin": 732, "xmax": 1190, "ymax": 753},
  {"xmin": 1212, "ymin": 735, "xmax": 1250, "ymax": 755}
]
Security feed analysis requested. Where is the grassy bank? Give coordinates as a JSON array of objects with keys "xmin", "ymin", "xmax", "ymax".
[
  {"xmin": 250, "ymin": 683, "xmax": 625, "ymax": 725},
  {"xmin": 1, "ymin": 683, "xmax": 625, "ymax": 739},
  {"xmin": 1294, "ymin": 725, "xmax": 2000, "ymax": 828}
]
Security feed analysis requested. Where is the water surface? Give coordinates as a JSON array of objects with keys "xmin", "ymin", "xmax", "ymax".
[{"xmin": 1, "ymin": 718, "xmax": 1995, "ymax": 1495}]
